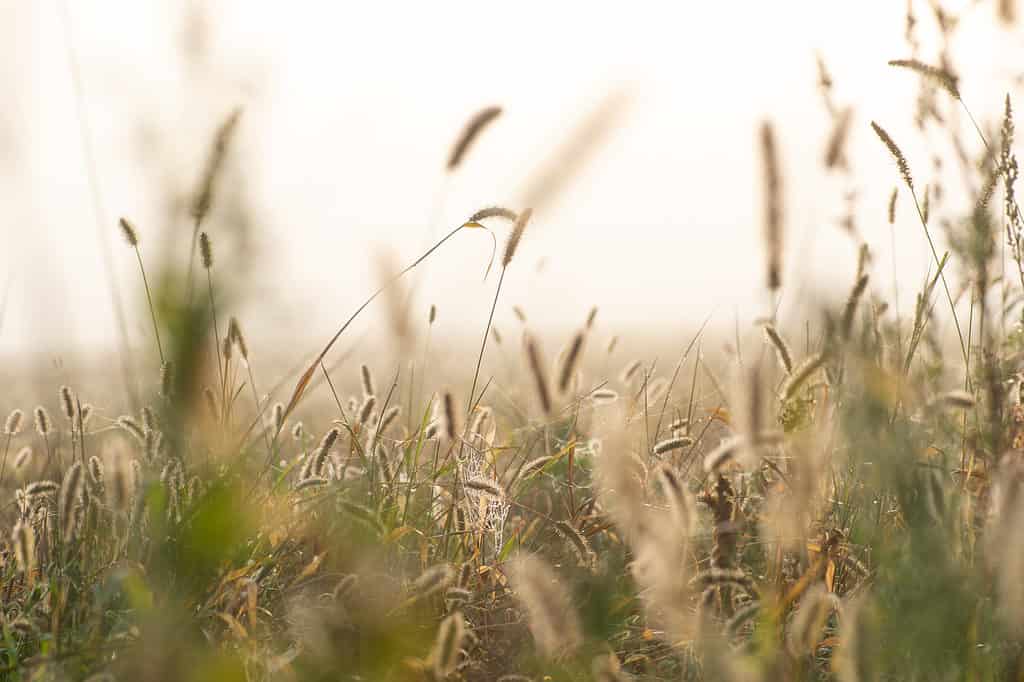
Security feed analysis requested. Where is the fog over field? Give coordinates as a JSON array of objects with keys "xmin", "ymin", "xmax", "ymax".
[{"xmin": 2, "ymin": 1, "xmax": 1020, "ymax": 365}]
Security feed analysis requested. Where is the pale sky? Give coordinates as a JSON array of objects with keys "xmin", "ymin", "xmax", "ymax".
[{"xmin": 1, "ymin": 1, "xmax": 1022, "ymax": 370}]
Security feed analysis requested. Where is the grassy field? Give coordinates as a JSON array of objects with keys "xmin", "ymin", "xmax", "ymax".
[{"xmin": 4, "ymin": 5, "xmax": 1024, "ymax": 681}]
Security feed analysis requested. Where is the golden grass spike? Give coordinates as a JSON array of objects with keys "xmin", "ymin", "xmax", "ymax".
[
  {"xmin": 465, "ymin": 477, "xmax": 504, "ymax": 498},
  {"xmin": 557, "ymin": 329, "xmax": 586, "ymax": 395},
  {"xmin": 5, "ymin": 409, "xmax": 23, "ymax": 435},
  {"xmin": 360, "ymin": 364, "xmax": 375, "ymax": 397},
  {"xmin": 34, "ymin": 407, "xmax": 51, "ymax": 437},
  {"xmin": 467, "ymin": 206, "xmax": 518, "ymax": 224},
  {"xmin": 824, "ymin": 106, "xmax": 853, "ymax": 170},
  {"xmin": 14, "ymin": 447, "xmax": 32, "ymax": 469},
  {"xmin": 431, "ymin": 611, "xmax": 467, "ymax": 678},
  {"xmin": 228, "ymin": 317, "xmax": 248, "ymax": 361},
  {"xmin": 192, "ymin": 107, "xmax": 243, "ymax": 222},
  {"xmin": 842, "ymin": 274, "xmax": 870, "ymax": 339},
  {"xmin": 199, "ymin": 232, "xmax": 213, "ymax": 269},
  {"xmin": 118, "ymin": 217, "xmax": 139, "ymax": 246},
  {"xmin": 508, "ymin": 554, "xmax": 582, "ymax": 658},
  {"xmin": 447, "ymin": 105, "xmax": 502, "ymax": 171},
  {"xmin": 871, "ymin": 121, "xmax": 914, "ymax": 191},
  {"xmin": 888, "ymin": 59, "xmax": 960, "ymax": 99},
  {"xmin": 59, "ymin": 462, "xmax": 83, "ymax": 541},
  {"xmin": 760, "ymin": 120, "xmax": 784, "ymax": 291},
  {"xmin": 60, "ymin": 385, "xmax": 76, "ymax": 421},
  {"xmin": 442, "ymin": 391, "xmax": 459, "ymax": 441},
  {"xmin": 502, "ymin": 208, "xmax": 533, "ymax": 268},
  {"xmin": 763, "ymin": 324, "xmax": 793, "ymax": 374},
  {"xmin": 524, "ymin": 333, "xmax": 552, "ymax": 414},
  {"xmin": 653, "ymin": 436, "xmax": 694, "ymax": 455},
  {"xmin": 11, "ymin": 519, "xmax": 34, "ymax": 575},
  {"xmin": 782, "ymin": 352, "xmax": 827, "ymax": 400},
  {"xmin": 412, "ymin": 563, "xmax": 455, "ymax": 598}
]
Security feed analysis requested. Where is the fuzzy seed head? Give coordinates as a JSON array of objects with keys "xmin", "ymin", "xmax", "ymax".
[
  {"xmin": 118, "ymin": 217, "xmax": 139, "ymax": 246},
  {"xmin": 12, "ymin": 519, "xmax": 34, "ymax": 575},
  {"xmin": 760, "ymin": 120, "xmax": 784, "ymax": 291},
  {"xmin": 464, "ymin": 477, "xmax": 504, "ymax": 499},
  {"xmin": 782, "ymin": 353, "xmax": 827, "ymax": 400},
  {"xmin": 88, "ymin": 455, "xmax": 104, "ymax": 490},
  {"xmin": 467, "ymin": 206, "xmax": 518, "ymax": 224},
  {"xmin": 524, "ymin": 334, "xmax": 552, "ymax": 415},
  {"xmin": 5, "ymin": 409, "xmax": 23, "ymax": 436},
  {"xmin": 508, "ymin": 554, "xmax": 582, "ymax": 658},
  {"xmin": 558, "ymin": 330, "xmax": 586, "ymax": 395},
  {"xmin": 871, "ymin": 121, "xmax": 914, "ymax": 191},
  {"xmin": 763, "ymin": 324, "xmax": 794, "ymax": 374},
  {"xmin": 360, "ymin": 364, "xmax": 375, "ymax": 397},
  {"xmin": 34, "ymin": 407, "xmax": 50, "ymax": 437},
  {"xmin": 412, "ymin": 563, "xmax": 455, "ymax": 598},
  {"xmin": 442, "ymin": 391, "xmax": 459, "ymax": 441},
  {"xmin": 888, "ymin": 59, "xmax": 960, "ymax": 99},
  {"xmin": 502, "ymin": 208, "xmax": 533, "ymax": 267},
  {"xmin": 199, "ymin": 232, "xmax": 213, "ymax": 269},
  {"xmin": 431, "ymin": 611, "xmax": 467, "ymax": 678},
  {"xmin": 14, "ymin": 447, "xmax": 31, "ymax": 469},
  {"xmin": 228, "ymin": 317, "xmax": 249, "ymax": 360},
  {"xmin": 379, "ymin": 406, "xmax": 401, "ymax": 434},
  {"xmin": 192, "ymin": 107, "xmax": 243, "ymax": 222},
  {"xmin": 653, "ymin": 436, "xmax": 694, "ymax": 455},
  {"xmin": 358, "ymin": 395, "xmax": 377, "ymax": 426},
  {"xmin": 118, "ymin": 416, "xmax": 145, "ymax": 444},
  {"xmin": 60, "ymin": 462, "xmax": 84, "ymax": 539},
  {"xmin": 160, "ymin": 361, "xmax": 173, "ymax": 398},
  {"xmin": 59, "ymin": 386, "xmax": 76, "ymax": 421},
  {"xmin": 448, "ymin": 105, "xmax": 502, "ymax": 171}
]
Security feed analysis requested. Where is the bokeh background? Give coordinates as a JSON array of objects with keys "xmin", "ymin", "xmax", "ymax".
[{"xmin": 1, "ymin": 1, "xmax": 1021, "ymax": 377}]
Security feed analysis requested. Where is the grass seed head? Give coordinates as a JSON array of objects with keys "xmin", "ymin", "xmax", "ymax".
[
  {"xmin": 760, "ymin": 120, "xmax": 784, "ymax": 291},
  {"xmin": 557, "ymin": 329, "xmax": 586, "ymax": 395},
  {"xmin": 118, "ymin": 217, "xmax": 139, "ymax": 246},
  {"xmin": 448, "ymin": 105, "xmax": 502, "ymax": 171},
  {"xmin": 871, "ymin": 121, "xmax": 914, "ymax": 191},
  {"xmin": 192, "ymin": 107, "xmax": 243, "ymax": 222},
  {"xmin": 430, "ymin": 611, "xmax": 467, "ymax": 678},
  {"xmin": 199, "ymin": 231, "xmax": 213, "ymax": 269},
  {"xmin": 502, "ymin": 208, "xmax": 533, "ymax": 268},
  {"xmin": 34, "ymin": 407, "xmax": 50, "ymax": 437},
  {"xmin": 523, "ymin": 333, "xmax": 553, "ymax": 414},
  {"xmin": 508, "ymin": 554, "xmax": 582, "ymax": 658},
  {"xmin": 5, "ymin": 409, "xmax": 23, "ymax": 436}
]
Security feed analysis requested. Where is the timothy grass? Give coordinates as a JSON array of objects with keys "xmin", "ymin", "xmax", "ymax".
[{"xmin": 8, "ymin": 6, "xmax": 1024, "ymax": 682}]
